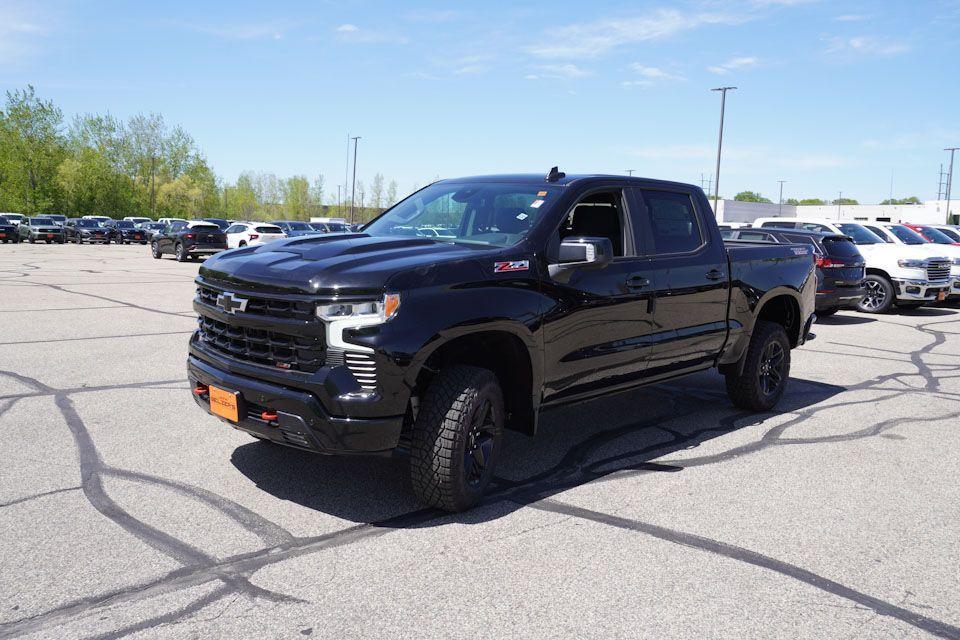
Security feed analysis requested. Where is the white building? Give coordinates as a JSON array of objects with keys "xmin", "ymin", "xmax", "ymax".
[{"xmin": 713, "ymin": 199, "xmax": 958, "ymax": 226}]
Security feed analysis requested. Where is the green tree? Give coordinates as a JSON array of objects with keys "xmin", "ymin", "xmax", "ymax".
[
  {"xmin": 56, "ymin": 148, "xmax": 136, "ymax": 215},
  {"xmin": 283, "ymin": 175, "xmax": 312, "ymax": 219},
  {"xmin": 369, "ymin": 173, "xmax": 385, "ymax": 211},
  {"xmin": 387, "ymin": 180, "xmax": 398, "ymax": 206},
  {"xmin": 734, "ymin": 190, "xmax": 772, "ymax": 203},
  {"xmin": 832, "ymin": 197, "xmax": 859, "ymax": 205},
  {"xmin": 798, "ymin": 198, "xmax": 827, "ymax": 206},
  {"xmin": 156, "ymin": 174, "xmax": 203, "ymax": 217},
  {"xmin": 0, "ymin": 85, "xmax": 66, "ymax": 213},
  {"xmin": 880, "ymin": 196, "xmax": 920, "ymax": 205},
  {"xmin": 784, "ymin": 198, "xmax": 800, "ymax": 206}
]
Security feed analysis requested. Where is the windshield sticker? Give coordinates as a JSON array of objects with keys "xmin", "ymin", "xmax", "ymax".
[
  {"xmin": 494, "ymin": 260, "xmax": 529, "ymax": 273},
  {"xmin": 516, "ymin": 212, "xmax": 529, "ymax": 221},
  {"xmin": 530, "ymin": 199, "xmax": 545, "ymax": 209},
  {"xmin": 537, "ymin": 190, "xmax": 548, "ymax": 197}
]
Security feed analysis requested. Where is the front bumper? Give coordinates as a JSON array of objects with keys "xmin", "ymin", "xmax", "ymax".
[
  {"xmin": 949, "ymin": 277, "xmax": 960, "ymax": 299},
  {"xmin": 188, "ymin": 339, "xmax": 404, "ymax": 456},
  {"xmin": 892, "ymin": 278, "xmax": 950, "ymax": 302},
  {"xmin": 816, "ymin": 284, "xmax": 865, "ymax": 311}
]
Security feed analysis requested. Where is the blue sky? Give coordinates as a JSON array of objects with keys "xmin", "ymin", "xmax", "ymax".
[{"xmin": 3, "ymin": 0, "xmax": 959, "ymax": 203}]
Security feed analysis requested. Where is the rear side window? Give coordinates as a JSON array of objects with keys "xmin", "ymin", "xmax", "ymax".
[
  {"xmin": 821, "ymin": 237, "xmax": 861, "ymax": 259},
  {"xmin": 738, "ymin": 231, "xmax": 776, "ymax": 242},
  {"xmin": 862, "ymin": 225, "xmax": 892, "ymax": 242},
  {"xmin": 800, "ymin": 223, "xmax": 832, "ymax": 232},
  {"xmin": 190, "ymin": 224, "xmax": 220, "ymax": 232},
  {"xmin": 256, "ymin": 226, "xmax": 283, "ymax": 233},
  {"xmin": 781, "ymin": 233, "xmax": 822, "ymax": 255},
  {"xmin": 640, "ymin": 190, "xmax": 702, "ymax": 254},
  {"xmin": 761, "ymin": 221, "xmax": 796, "ymax": 229}
]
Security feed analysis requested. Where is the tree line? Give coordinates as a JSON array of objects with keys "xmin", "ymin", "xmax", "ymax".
[
  {"xmin": 0, "ymin": 86, "xmax": 401, "ymax": 222},
  {"xmin": 733, "ymin": 191, "xmax": 921, "ymax": 206}
]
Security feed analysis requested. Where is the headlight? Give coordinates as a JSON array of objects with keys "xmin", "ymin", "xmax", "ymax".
[
  {"xmin": 952, "ymin": 258, "xmax": 960, "ymax": 266},
  {"xmin": 317, "ymin": 293, "xmax": 400, "ymax": 323},
  {"xmin": 897, "ymin": 259, "xmax": 925, "ymax": 268}
]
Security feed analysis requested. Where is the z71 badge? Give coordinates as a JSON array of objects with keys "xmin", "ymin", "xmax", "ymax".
[{"xmin": 494, "ymin": 260, "xmax": 529, "ymax": 273}]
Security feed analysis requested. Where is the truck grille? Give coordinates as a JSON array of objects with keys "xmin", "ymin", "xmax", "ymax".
[
  {"xmin": 197, "ymin": 316, "xmax": 325, "ymax": 372},
  {"xmin": 196, "ymin": 284, "xmax": 315, "ymax": 321},
  {"xmin": 927, "ymin": 260, "xmax": 950, "ymax": 282}
]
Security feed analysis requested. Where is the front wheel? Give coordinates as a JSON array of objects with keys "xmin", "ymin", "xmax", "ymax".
[
  {"xmin": 857, "ymin": 275, "xmax": 895, "ymax": 314},
  {"xmin": 151, "ymin": 242, "xmax": 163, "ymax": 259},
  {"xmin": 409, "ymin": 365, "xmax": 504, "ymax": 512},
  {"xmin": 725, "ymin": 320, "xmax": 791, "ymax": 411}
]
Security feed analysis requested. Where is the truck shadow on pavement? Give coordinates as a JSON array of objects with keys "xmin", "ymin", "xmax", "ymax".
[{"xmin": 230, "ymin": 370, "xmax": 846, "ymax": 525}]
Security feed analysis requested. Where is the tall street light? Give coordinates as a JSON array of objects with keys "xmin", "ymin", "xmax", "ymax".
[
  {"xmin": 350, "ymin": 136, "xmax": 361, "ymax": 223},
  {"xmin": 945, "ymin": 147, "xmax": 958, "ymax": 223},
  {"xmin": 625, "ymin": 169, "xmax": 635, "ymax": 176},
  {"xmin": 778, "ymin": 180, "xmax": 787, "ymax": 215},
  {"xmin": 711, "ymin": 86, "xmax": 736, "ymax": 215}
]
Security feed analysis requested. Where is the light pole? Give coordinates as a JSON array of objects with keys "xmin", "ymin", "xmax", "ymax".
[
  {"xmin": 350, "ymin": 136, "xmax": 361, "ymax": 223},
  {"xmin": 711, "ymin": 86, "xmax": 736, "ymax": 214},
  {"xmin": 778, "ymin": 180, "xmax": 786, "ymax": 215},
  {"xmin": 945, "ymin": 147, "xmax": 958, "ymax": 223},
  {"xmin": 337, "ymin": 185, "xmax": 342, "ymax": 216},
  {"xmin": 625, "ymin": 169, "xmax": 635, "ymax": 176},
  {"xmin": 837, "ymin": 191, "xmax": 842, "ymax": 217}
]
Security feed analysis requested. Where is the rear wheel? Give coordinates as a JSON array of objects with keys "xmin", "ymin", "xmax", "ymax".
[
  {"xmin": 239, "ymin": 240, "xmax": 247, "ymax": 247},
  {"xmin": 725, "ymin": 320, "xmax": 791, "ymax": 411},
  {"xmin": 857, "ymin": 275, "xmax": 895, "ymax": 313},
  {"xmin": 409, "ymin": 365, "xmax": 504, "ymax": 512},
  {"xmin": 151, "ymin": 241, "xmax": 163, "ymax": 259},
  {"xmin": 175, "ymin": 243, "xmax": 187, "ymax": 262}
]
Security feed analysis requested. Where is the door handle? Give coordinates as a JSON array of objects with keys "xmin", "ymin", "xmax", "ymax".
[
  {"xmin": 706, "ymin": 269, "xmax": 724, "ymax": 281},
  {"xmin": 626, "ymin": 275, "xmax": 650, "ymax": 290}
]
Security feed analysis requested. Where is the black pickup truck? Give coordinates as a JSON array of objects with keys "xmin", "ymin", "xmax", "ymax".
[{"xmin": 188, "ymin": 171, "xmax": 815, "ymax": 511}]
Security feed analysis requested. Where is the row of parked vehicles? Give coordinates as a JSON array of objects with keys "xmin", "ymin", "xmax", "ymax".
[{"xmin": 720, "ymin": 218, "xmax": 960, "ymax": 315}]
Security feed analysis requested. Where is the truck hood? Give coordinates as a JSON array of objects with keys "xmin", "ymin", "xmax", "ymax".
[
  {"xmin": 199, "ymin": 233, "xmax": 495, "ymax": 294},
  {"xmin": 855, "ymin": 242, "xmax": 948, "ymax": 261}
]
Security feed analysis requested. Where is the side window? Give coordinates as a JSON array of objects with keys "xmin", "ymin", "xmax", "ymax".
[
  {"xmin": 738, "ymin": 231, "xmax": 776, "ymax": 242},
  {"xmin": 761, "ymin": 221, "xmax": 796, "ymax": 229},
  {"xmin": 800, "ymin": 223, "xmax": 831, "ymax": 232},
  {"xmin": 558, "ymin": 190, "xmax": 625, "ymax": 256},
  {"xmin": 863, "ymin": 225, "xmax": 890, "ymax": 242},
  {"xmin": 640, "ymin": 190, "xmax": 703, "ymax": 254},
  {"xmin": 781, "ymin": 233, "xmax": 822, "ymax": 255},
  {"xmin": 225, "ymin": 225, "xmax": 240, "ymax": 233}
]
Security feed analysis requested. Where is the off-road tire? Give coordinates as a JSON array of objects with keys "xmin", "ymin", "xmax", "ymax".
[
  {"xmin": 151, "ymin": 242, "xmax": 163, "ymax": 259},
  {"xmin": 857, "ymin": 275, "xmax": 895, "ymax": 314},
  {"xmin": 409, "ymin": 365, "xmax": 504, "ymax": 512},
  {"xmin": 725, "ymin": 320, "xmax": 791, "ymax": 411}
]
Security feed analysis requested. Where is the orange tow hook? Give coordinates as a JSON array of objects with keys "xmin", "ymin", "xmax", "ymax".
[
  {"xmin": 261, "ymin": 411, "xmax": 278, "ymax": 422},
  {"xmin": 193, "ymin": 384, "xmax": 209, "ymax": 395}
]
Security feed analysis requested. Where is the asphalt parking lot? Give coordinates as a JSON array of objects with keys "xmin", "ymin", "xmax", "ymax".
[{"xmin": 1, "ymin": 244, "xmax": 959, "ymax": 640}]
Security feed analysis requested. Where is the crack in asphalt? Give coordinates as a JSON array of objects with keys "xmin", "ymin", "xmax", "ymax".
[{"xmin": 1, "ymin": 253, "xmax": 959, "ymax": 638}]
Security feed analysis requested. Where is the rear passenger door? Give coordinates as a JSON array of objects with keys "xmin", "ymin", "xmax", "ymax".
[{"xmin": 631, "ymin": 186, "xmax": 729, "ymax": 378}]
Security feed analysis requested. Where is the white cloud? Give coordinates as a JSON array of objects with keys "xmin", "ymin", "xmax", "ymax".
[
  {"xmin": 707, "ymin": 56, "xmax": 759, "ymax": 75},
  {"xmin": 531, "ymin": 63, "xmax": 592, "ymax": 79},
  {"xmin": 334, "ymin": 23, "xmax": 408, "ymax": 45},
  {"xmin": 629, "ymin": 63, "xmax": 684, "ymax": 81},
  {"xmin": 336, "ymin": 24, "xmax": 359, "ymax": 33},
  {"xmin": 453, "ymin": 65, "xmax": 487, "ymax": 75},
  {"xmin": 0, "ymin": 3, "xmax": 49, "ymax": 63},
  {"xmin": 621, "ymin": 80, "xmax": 654, "ymax": 89},
  {"xmin": 524, "ymin": 9, "xmax": 743, "ymax": 59},
  {"xmin": 825, "ymin": 35, "xmax": 908, "ymax": 56}
]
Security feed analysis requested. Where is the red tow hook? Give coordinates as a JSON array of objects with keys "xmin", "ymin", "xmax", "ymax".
[
  {"xmin": 261, "ymin": 411, "xmax": 279, "ymax": 423},
  {"xmin": 193, "ymin": 384, "xmax": 209, "ymax": 396}
]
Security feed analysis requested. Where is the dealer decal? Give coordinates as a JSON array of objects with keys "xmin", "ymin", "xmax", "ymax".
[
  {"xmin": 790, "ymin": 247, "xmax": 809, "ymax": 256},
  {"xmin": 494, "ymin": 260, "xmax": 529, "ymax": 273}
]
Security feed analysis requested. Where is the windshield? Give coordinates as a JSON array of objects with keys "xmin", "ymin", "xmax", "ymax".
[
  {"xmin": 284, "ymin": 222, "xmax": 313, "ymax": 231},
  {"xmin": 117, "ymin": 221, "xmax": 134, "ymax": 228},
  {"xmin": 822, "ymin": 237, "xmax": 862, "ymax": 259},
  {"xmin": 836, "ymin": 223, "xmax": 883, "ymax": 245},
  {"xmin": 255, "ymin": 226, "xmax": 283, "ymax": 234},
  {"xmin": 203, "ymin": 219, "xmax": 230, "ymax": 230},
  {"xmin": 914, "ymin": 225, "xmax": 956, "ymax": 244},
  {"xmin": 0, "ymin": 217, "xmax": 9, "ymax": 224},
  {"xmin": 189, "ymin": 224, "xmax": 220, "ymax": 232},
  {"xmin": 77, "ymin": 220, "xmax": 101, "ymax": 228},
  {"xmin": 886, "ymin": 225, "xmax": 926, "ymax": 244},
  {"xmin": 365, "ymin": 182, "xmax": 559, "ymax": 247},
  {"xmin": 309, "ymin": 223, "xmax": 328, "ymax": 232},
  {"xmin": 30, "ymin": 218, "xmax": 55, "ymax": 225},
  {"xmin": 937, "ymin": 227, "xmax": 960, "ymax": 242},
  {"xmin": 327, "ymin": 223, "xmax": 348, "ymax": 232}
]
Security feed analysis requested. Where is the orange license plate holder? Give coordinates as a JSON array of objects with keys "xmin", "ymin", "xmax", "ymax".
[{"xmin": 209, "ymin": 385, "xmax": 241, "ymax": 422}]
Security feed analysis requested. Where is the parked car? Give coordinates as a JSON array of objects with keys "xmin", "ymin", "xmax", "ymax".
[
  {"xmin": 82, "ymin": 215, "xmax": 113, "ymax": 225},
  {"xmin": 753, "ymin": 217, "xmax": 950, "ymax": 312},
  {"xmin": 929, "ymin": 225, "xmax": 960, "ymax": 243},
  {"xmin": 201, "ymin": 218, "xmax": 231, "ymax": 231},
  {"xmin": 2, "ymin": 213, "xmax": 26, "ymax": 226},
  {"xmin": 225, "ymin": 222, "xmax": 286, "ymax": 248},
  {"xmin": 123, "ymin": 216, "xmax": 152, "ymax": 225},
  {"xmin": 157, "ymin": 217, "xmax": 188, "ymax": 226},
  {"xmin": 188, "ymin": 171, "xmax": 816, "ymax": 511},
  {"xmin": 0, "ymin": 216, "xmax": 17, "ymax": 243},
  {"xmin": 905, "ymin": 223, "xmax": 960, "ymax": 247},
  {"xmin": 18, "ymin": 217, "xmax": 65, "ymax": 244},
  {"xmin": 46, "ymin": 214, "xmax": 67, "ymax": 226},
  {"xmin": 110, "ymin": 220, "xmax": 149, "ymax": 244},
  {"xmin": 151, "ymin": 221, "xmax": 227, "ymax": 261},
  {"xmin": 270, "ymin": 220, "xmax": 321, "ymax": 237},
  {"xmin": 861, "ymin": 223, "xmax": 960, "ymax": 300},
  {"xmin": 138, "ymin": 222, "xmax": 166, "ymax": 238},
  {"xmin": 64, "ymin": 218, "xmax": 111, "ymax": 244},
  {"xmin": 727, "ymin": 228, "xmax": 865, "ymax": 316}
]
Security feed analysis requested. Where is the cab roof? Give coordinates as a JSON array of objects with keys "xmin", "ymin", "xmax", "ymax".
[{"xmin": 437, "ymin": 173, "xmax": 701, "ymax": 192}]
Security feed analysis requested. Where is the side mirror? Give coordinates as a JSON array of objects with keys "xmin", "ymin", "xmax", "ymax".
[{"xmin": 549, "ymin": 236, "xmax": 613, "ymax": 279}]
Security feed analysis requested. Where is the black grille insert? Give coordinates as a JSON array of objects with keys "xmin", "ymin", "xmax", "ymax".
[
  {"xmin": 196, "ymin": 284, "xmax": 315, "ymax": 321},
  {"xmin": 198, "ymin": 316, "xmax": 325, "ymax": 372}
]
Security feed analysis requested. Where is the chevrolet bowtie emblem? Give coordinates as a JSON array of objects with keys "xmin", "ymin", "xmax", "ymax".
[{"xmin": 216, "ymin": 292, "xmax": 248, "ymax": 314}]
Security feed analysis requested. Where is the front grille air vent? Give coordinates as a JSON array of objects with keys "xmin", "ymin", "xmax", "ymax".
[
  {"xmin": 344, "ymin": 352, "xmax": 377, "ymax": 391},
  {"xmin": 926, "ymin": 261, "xmax": 950, "ymax": 282}
]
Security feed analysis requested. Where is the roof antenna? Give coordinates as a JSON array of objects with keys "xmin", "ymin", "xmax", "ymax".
[{"xmin": 545, "ymin": 166, "xmax": 565, "ymax": 183}]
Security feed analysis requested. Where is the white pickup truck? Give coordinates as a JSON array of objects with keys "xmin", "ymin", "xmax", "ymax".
[
  {"xmin": 753, "ymin": 217, "xmax": 951, "ymax": 313},
  {"xmin": 860, "ymin": 222, "xmax": 960, "ymax": 300}
]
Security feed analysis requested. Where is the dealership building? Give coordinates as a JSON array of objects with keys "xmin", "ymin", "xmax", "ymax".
[{"xmin": 713, "ymin": 199, "xmax": 958, "ymax": 226}]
